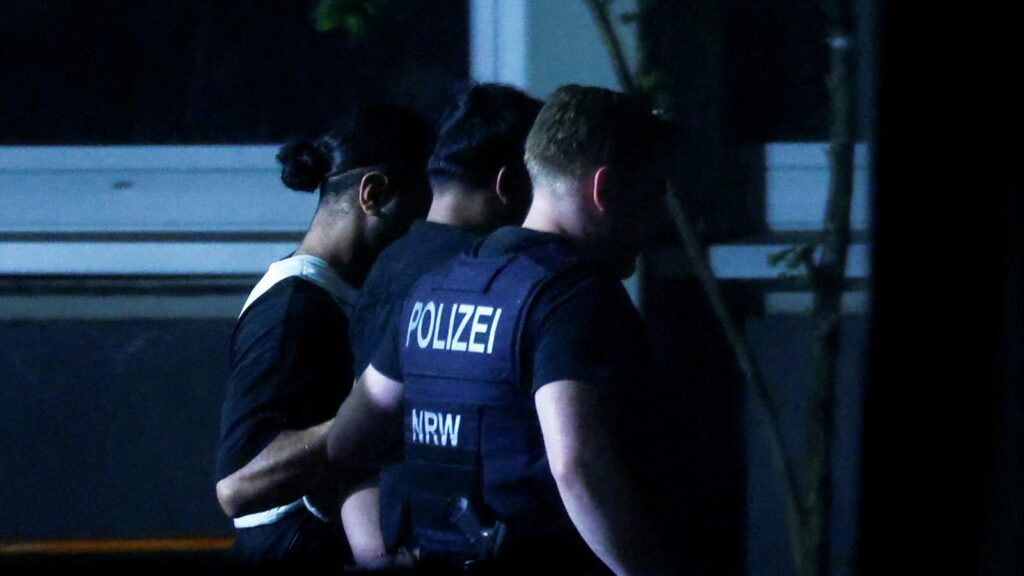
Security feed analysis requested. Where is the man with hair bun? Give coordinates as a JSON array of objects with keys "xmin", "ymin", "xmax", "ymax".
[
  {"xmin": 329, "ymin": 85, "xmax": 673, "ymax": 575},
  {"xmin": 214, "ymin": 103, "xmax": 432, "ymax": 569}
]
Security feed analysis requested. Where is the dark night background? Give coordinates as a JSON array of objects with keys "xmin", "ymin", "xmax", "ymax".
[
  {"xmin": 0, "ymin": 1, "xmax": 469, "ymax": 143},
  {"xmin": 1, "ymin": 1, "xmax": 1021, "ymax": 575}
]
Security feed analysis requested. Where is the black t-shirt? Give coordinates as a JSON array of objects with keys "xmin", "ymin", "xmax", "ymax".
[
  {"xmin": 216, "ymin": 276, "xmax": 354, "ymax": 480},
  {"xmin": 349, "ymin": 220, "xmax": 480, "ymax": 377},
  {"xmin": 373, "ymin": 226, "xmax": 648, "ymax": 395}
]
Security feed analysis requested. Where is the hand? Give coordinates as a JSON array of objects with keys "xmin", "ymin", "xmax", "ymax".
[{"xmin": 359, "ymin": 547, "xmax": 416, "ymax": 570}]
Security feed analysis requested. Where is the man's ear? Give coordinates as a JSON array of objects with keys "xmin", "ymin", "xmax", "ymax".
[
  {"xmin": 494, "ymin": 165, "xmax": 511, "ymax": 206},
  {"xmin": 590, "ymin": 166, "xmax": 610, "ymax": 212},
  {"xmin": 358, "ymin": 171, "xmax": 391, "ymax": 215}
]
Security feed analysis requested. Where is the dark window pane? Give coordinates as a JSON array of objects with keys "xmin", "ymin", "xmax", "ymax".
[{"xmin": 1, "ymin": 1, "xmax": 468, "ymax": 144}]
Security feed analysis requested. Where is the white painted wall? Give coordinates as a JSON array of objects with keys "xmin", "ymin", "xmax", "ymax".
[
  {"xmin": 766, "ymin": 143, "xmax": 871, "ymax": 231},
  {"xmin": 470, "ymin": 0, "xmax": 638, "ymax": 98},
  {"xmin": 471, "ymin": 0, "xmax": 529, "ymax": 88},
  {"xmin": 524, "ymin": 0, "xmax": 638, "ymax": 97}
]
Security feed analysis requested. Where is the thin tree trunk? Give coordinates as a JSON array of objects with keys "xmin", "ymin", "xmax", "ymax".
[
  {"xmin": 584, "ymin": 0, "xmax": 638, "ymax": 96},
  {"xmin": 582, "ymin": 0, "xmax": 807, "ymax": 571},
  {"xmin": 666, "ymin": 190, "xmax": 806, "ymax": 571},
  {"xmin": 803, "ymin": 0, "xmax": 856, "ymax": 574}
]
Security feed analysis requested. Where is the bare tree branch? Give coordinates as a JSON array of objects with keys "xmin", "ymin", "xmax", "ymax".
[
  {"xmin": 582, "ymin": 0, "xmax": 808, "ymax": 570},
  {"xmin": 666, "ymin": 190, "xmax": 806, "ymax": 571},
  {"xmin": 582, "ymin": 0, "xmax": 638, "ymax": 95},
  {"xmin": 804, "ymin": 0, "xmax": 856, "ymax": 573}
]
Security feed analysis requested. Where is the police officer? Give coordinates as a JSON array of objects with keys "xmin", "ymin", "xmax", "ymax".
[
  {"xmin": 328, "ymin": 85, "xmax": 673, "ymax": 575},
  {"xmin": 340, "ymin": 82, "xmax": 542, "ymax": 563},
  {"xmin": 214, "ymin": 104, "xmax": 432, "ymax": 569}
]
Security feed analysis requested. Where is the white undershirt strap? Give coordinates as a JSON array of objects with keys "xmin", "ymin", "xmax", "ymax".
[{"xmin": 240, "ymin": 254, "xmax": 357, "ymax": 318}]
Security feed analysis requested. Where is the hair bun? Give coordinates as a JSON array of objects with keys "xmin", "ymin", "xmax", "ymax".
[{"xmin": 277, "ymin": 139, "xmax": 331, "ymax": 192}]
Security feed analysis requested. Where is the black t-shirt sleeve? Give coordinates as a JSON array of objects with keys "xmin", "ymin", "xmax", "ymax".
[
  {"xmin": 216, "ymin": 279, "xmax": 352, "ymax": 480},
  {"xmin": 370, "ymin": 312, "xmax": 404, "ymax": 382},
  {"xmin": 349, "ymin": 257, "xmax": 394, "ymax": 378},
  {"xmin": 356, "ymin": 225, "xmax": 480, "ymax": 381},
  {"xmin": 525, "ymin": 273, "xmax": 643, "ymax": 395}
]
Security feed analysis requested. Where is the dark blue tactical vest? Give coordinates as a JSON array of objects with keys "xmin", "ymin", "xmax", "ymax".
[{"xmin": 396, "ymin": 241, "xmax": 581, "ymax": 560}]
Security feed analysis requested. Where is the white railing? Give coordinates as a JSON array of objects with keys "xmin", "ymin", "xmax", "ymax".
[
  {"xmin": 0, "ymin": 143, "xmax": 870, "ymax": 314},
  {"xmin": 0, "ymin": 145, "xmax": 313, "ymax": 277},
  {"xmin": 0, "ymin": 145, "xmax": 314, "ymax": 235}
]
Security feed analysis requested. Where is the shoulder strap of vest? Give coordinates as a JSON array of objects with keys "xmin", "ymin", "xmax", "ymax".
[
  {"xmin": 507, "ymin": 248, "xmax": 599, "ymax": 386},
  {"xmin": 435, "ymin": 253, "xmax": 517, "ymax": 294},
  {"xmin": 239, "ymin": 255, "xmax": 358, "ymax": 318}
]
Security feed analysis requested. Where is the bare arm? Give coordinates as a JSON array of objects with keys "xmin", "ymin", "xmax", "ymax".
[
  {"xmin": 216, "ymin": 415, "xmax": 397, "ymax": 567},
  {"xmin": 339, "ymin": 476, "xmax": 385, "ymax": 566},
  {"xmin": 216, "ymin": 418, "xmax": 336, "ymax": 518},
  {"xmin": 536, "ymin": 380, "xmax": 671, "ymax": 576},
  {"xmin": 337, "ymin": 475, "xmax": 417, "ymax": 570},
  {"xmin": 326, "ymin": 364, "xmax": 404, "ymax": 468},
  {"xmin": 333, "ymin": 473, "xmax": 409, "ymax": 565}
]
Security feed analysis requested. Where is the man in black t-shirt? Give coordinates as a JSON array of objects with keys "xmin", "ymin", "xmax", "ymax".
[
  {"xmin": 341, "ymin": 82, "xmax": 542, "ymax": 557},
  {"xmin": 215, "ymin": 104, "xmax": 433, "ymax": 569},
  {"xmin": 328, "ymin": 86, "xmax": 675, "ymax": 575},
  {"xmin": 348, "ymin": 83, "xmax": 542, "ymax": 377}
]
